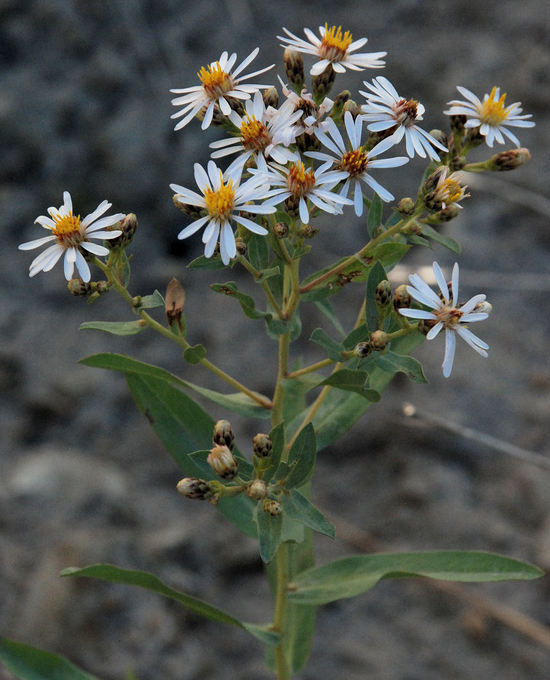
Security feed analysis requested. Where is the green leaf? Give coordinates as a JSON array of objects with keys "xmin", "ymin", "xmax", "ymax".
[
  {"xmin": 265, "ymin": 313, "xmax": 301, "ymax": 341},
  {"xmin": 81, "ymin": 352, "xmax": 270, "ymax": 419},
  {"xmin": 139, "ymin": 290, "xmax": 165, "ymax": 309},
  {"xmin": 188, "ymin": 255, "xmax": 226, "ymax": 270},
  {"xmin": 80, "ymin": 320, "xmax": 146, "ymax": 336},
  {"xmin": 263, "ymin": 422, "xmax": 285, "ymax": 483},
  {"xmin": 314, "ymin": 300, "xmax": 346, "ymax": 337},
  {"xmin": 125, "ymin": 373, "xmax": 258, "ymax": 537},
  {"xmin": 210, "ymin": 282, "xmax": 269, "ymax": 321},
  {"xmin": 256, "ymin": 265, "xmax": 281, "ymax": 283},
  {"xmin": 371, "ymin": 242, "xmax": 411, "ymax": 267},
  {"xmin": 365, "ymin": 261, "xmax": 388, "ymax": 332},
  {"xmin": 310, "ymin": 328, "xmax": 343, "ymax": 362},
  {"xmin": 183, "ymin": 344, "xmax": 206, "ymax": 364},
  {"xmin": 420, "ymin": 223, "xmax": 462, "ymax": 254},
  {"xmin": 248, "ymin": 233, "xmax": 270, "ymax": 271},
  {"xmin": 0, "ymin": 638, "xmax": 98, "ymax": 680},
  {"xmin": 319, "ymin": 369, "xmax": 380, "ymax": 401},
  {"xmin": 118, "ymin": 250, "xmax": 131, "ymax": 287},
  {"xmin": 255, "ymin": 503, "xmax": 282, "ymax": 563},
  {"xmin": 367, "ymin": 193, "xmax": 383, "ymax": 238},
  {"xmin": 61, "ymin": 565, "xmax": 278, "ymax": 646},
  {"xmin": 282, "ymin": 489, "xmax": 335, "ymax": 538},
  {"xmin": 287, "ymin": 551, "xmax": 545, "ymax": 605},
  {"xmin": 370, "ymin": 350, "xmax": 428, "ymax": 384},
  {"xmin": 342, "ymin": 324, "xmax": 371, "ymax": 351},
  {"xmin": 286, "ymin": 423, "xmax": 316, "ymax": 489}
]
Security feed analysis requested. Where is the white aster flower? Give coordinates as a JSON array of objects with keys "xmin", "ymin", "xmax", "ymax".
[
  {"xmin": 423, "ymin": 166, "xmax": 469, "ymax": 211},
  {"xmin": 278, "ymin": 77, "xmax": 334, "ymax": 136},
  {"xmin": 399, "ymin": 261, "xmax": 489, "ymax": 378},
  {"xmin": 209, "ymin": 91, "xmax": 302, "ymax": 166},
  {"xmin": 278, "ymin": 24, "xmax": 386, "ymax": 76},
  {"xmin": 305, "ymin": 110, "xmax": 409, "ymax": 215},
  {"xmin": 170, "ymin": 48, "xmax": 274, "ymax": 131},
  {"xmin": 256, "ymin": 156, "xmax": 352, "ymax": 224},
  {"xmin": 19, "ymin": 191, "xmax": 124, "ymax": 282},
  {"xmin": 170, "ymin": 160, "xmax": 275, "ymax": 265},
  {"xmin": 444, "ymin": 86, "xmax": 535, "ymax": 148},
  {"xmin": 360, "ymin": 76, "xmax": 448, "ymax": 160}
]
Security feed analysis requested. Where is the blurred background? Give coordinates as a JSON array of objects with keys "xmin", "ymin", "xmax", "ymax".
[{"xmin": 1, "ymin": 0, "xmax": 550, "ymax": 678}]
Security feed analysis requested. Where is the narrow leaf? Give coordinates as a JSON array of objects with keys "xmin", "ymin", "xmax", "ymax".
[
  {"xmin": 248, "ymin": 233, "xmax": 270, "ymax": 271},
  {"xmin": 314, "ymin": 300, "xmax": 346, "ymax": 337},
  {"xmin": 183, "ymin": 344, "xmax": 206, "ymax": 364},
  {"xmin": 139, "ymin": 290, "xmax": 165, "ymax": 309},
  {"xmin": 80, "ymin": 320, "xmax": 145, "ymax": 336},
  {"xmin": 319, "ymin": 369, "xmax": 380, "ymax": 401},
  {"xmin": 263, "ymin": 422, "xmax": 285, "ymax": 483},
  {"xmin": 188, "ymin": 255, "xmax": 225, "ymax": 270},
  {"xmin": 0, "ymin": 638, "xmax": 98, "ymax": 680},
  {"xmin": 61, "ymin": 565, "xmax": 278, "ymax": 646},
  {"xmin": 365, "ymin": 261, "xmax": 388, "ymax": 332},
  {"xmin": 371, "ymin": 351, "xmax": 428, "ymax": 384},
  {"xmin": 255, "ymin": 504, "xmax": 282, "ymax": 563},
  {"xmin": 283, "ymin": 489, "xmax": 335, "ymax": 538},
  {"xmin": 288, "ymin": 551, "xmax": 544, "ymax": 605},
  {"xmin": 367, "ymin": 193, "xmax": 383, "ymax": 238},
  {"xmin": 286, "ymin": 423, "xmax": 316, "ymax": 489},
  {"xmin": 371, "ymin": 242, "xmax": 410, "ymax": 267},
  {"xmin": 420, "ymin": 223, "xmax": 462, "ymax": 254},
  {"xmin": 310, "ymin": 328, "xmax": 343, "ymax": 362},
  {"xmin": 210, "ymin": 282, "xmax": 269, "ymax": 320}
]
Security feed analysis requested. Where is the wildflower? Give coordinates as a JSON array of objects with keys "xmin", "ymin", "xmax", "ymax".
[
  {"xmin": 209, "ymin": 91, "xmax": 302, "ymax": 165},
  {"xmin": 257, "ymin": 156, "xmax": 351, "ymax": 224},
  {"xmin": 170, "ymin": 160, "xmax": 275, "ymax": 265},
  {"xmin": 278, "ymin": 24, "xmax": 386, "ymax": 76},
  {"xmin": 170, "ymin": 48, "xmax": 274, "ymax": 131},
  {"xmin": 19, "ymin": 192, "xmax": 124, "ymax": 282},
  {"xmin": 423, "ymin": 166, "xmax": 469, "ymax": 211},
  {"xmin": 399, "ymin": 262, "xmax": 489, "ymax": 378},
  {"xmin": 279, "ymin": 77, "xmax": 334, "ymax": 136},
  {"xmin": 360, "ymin": 76, "xmax": 448, "ymax": 160},
  {"xmin": 305, "ymin": 111, "xmax": 408, "ymax": 215},
  {"xmin": 444, "ymin": 86, "xmax": 534, "ymax": 148}
]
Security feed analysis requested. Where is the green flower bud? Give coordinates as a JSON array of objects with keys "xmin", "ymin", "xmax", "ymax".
[
  {"xmin": 283, "ymin": 48, "xmax": 305, "ymax": 92},
  {"xmin": 393, "ymin": 284, "xmax": 412, "ymax": 310},
  {"xmin": 369, "ymin": 330, "xmax": 390, "ymax": 351},
  {"xmin": 207, "ymin": 445, "xmax": 238, "ymax": 480},
  {"xmin": 177, "ymin": 477, "xmax": 215, "ymax": 500},
  {"xmin": 213, "ymin": 419, "xmax": 235, "ymax": 451},
  {"xmin": 262, "ymin": 499, "xmax": 282, "ymax": 516},
  {"xmin": 375, "ymin": 280, "xmax": 392, "ymax": 308},
  {"xmin": 247, "ymin": 479, "xmax": 267, "ymax": 501},
  {"xmin": 253, "ymin": 433, "xmax": 272, "ymax": 458}
]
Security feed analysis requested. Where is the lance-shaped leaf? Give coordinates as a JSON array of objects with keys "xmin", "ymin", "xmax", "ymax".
[
  {"xmin": 301, "ymin": 257, "xmax": 372, "ymax": 302},
  {"xmin": 420, "ymin": 223, "xmax": 462, "ymax": 254},
  {"xmin": 248, "ymin": 233, "xmax": 270, "ymax": 271},
  {"xmin": 318, "ymin": 369, "xmax": 380, "ymax": 401},
  {"xmin": 255, "ymin": 503, "xmax": 282, "ymax": 563},
  {"xmin": 365, "ymin": 261, "xmax": 388, "ymax": 332},
  {"xmin": 0, "ymin": 637, "xmax": 98, "ymax": 680},
  {"xmin": 310, "ymin": 328, "xmax": 343, "ymax": 362},
  {"xmin": 287, "ymin": 551, "xmax": 545, "ymax": 605},
  {"xmin": 139, "ymin": 289, "xmax": 165, "ymax": 309},
  {"xmin": 342, "ymin": 324, "xmax": 371, "ymax": 351},
  {"xmin": 61, "ymin": 565, "xmax": 278, "ymax": 646},
  {"xmin": 255, "ymin": 266, "xmax": 281, "ymax": 283},
  {"xmin": 188, "ymin": 254, "xmax": 226, "ymax": 270},
  {"xmin": 314, "ymin": 300, "xmax": 346, "ymax": 337},
  {"xmin": 282, "ymin": 489, "xmax": 335, "ymax": 538},
  {"xmin": 366, "ymin": 350, "xmax": 428, "ymax": 384},
  {"xmin": 80, "ymin": 320, "xmax": 146, "ymax": 336},
  {"xmin": 371, "ymin": 242, "xmax": 411, "ymax": 268},
  {"xmin": 263, "ymin": 422, "xmax": 285, "ymax": 483},
  {"xmin": 80, "ymin": 353, "xmax": 270, "ymax": 419},
  {"xmin": 183, "ymin": 344, "xmax": 206, "ymax": 364},
  {"xmin": 367, "ymin": 193, "xmax": 382, "ymax": 238},
  {"xmin": 210, "ymin": 282, "xmax": 270, "ymax": 321},
  {"xmin": 266, "ymin": 313, "xmax": 302, "ymax": 341},
  {"xmin": 285, "ymin": 423, "xmax": 316, "ymax": 489}
]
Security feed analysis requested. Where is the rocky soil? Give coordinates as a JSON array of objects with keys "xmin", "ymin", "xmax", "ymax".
[{"xmin": 1, "ymin": 1, "xmax": 550, "ymax": 678}]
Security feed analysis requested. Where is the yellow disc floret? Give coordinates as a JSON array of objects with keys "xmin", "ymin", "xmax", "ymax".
[
  {"xmin": 198, "ymin": 62, "xmax": 234, "ymax": 99},
  {"xmin": 240, "ymin": 115, "xmax": 271, "ymax": 152},
  {"xmin": 204, "ymin": 174, "xmax": 235, "ymax": 221},
  {"xmin": 479, "ymin": 86, "xmax": 510, "ymax": 126},
  {"xmin": 287, "ymin": 162, "xmax": 316, "ymax": 197},
  {"xmin": 319, "ymin": 24, "xmax": 353, "ymax": 61},
  {"xmin": 52, "ymin": 212, "xmax": 83, "ymax": 247},
  {"xmin": 441, "ymin": 178, "xmax": 464, "ymax": 204},
  {"xmin": 339, "ymin": 149, "xmax": 368, "ymax": 177}
]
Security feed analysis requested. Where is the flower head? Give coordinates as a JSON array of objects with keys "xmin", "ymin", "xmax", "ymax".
[
  {"xmin": 170, "ymin": 160, "xmax": 275, "ymax": 265},
  {"xmin": 278, "ymin": 25, "xmax": 386, "ymax": 76},
  {"xmin": 209, "ymin": 91, "xmax": 302, "ymax": 166},
  {"xmin": 279, "ymin": 77, "xmax": 334, "ymax": 137},
  {"xmin": 399, "ymin": 262, "xmax": 489, "ymax": 377},
  {"xmin": 360, "ymin": 76, "xmax": 448, "ymax": 160},
  {"xmin": 19, "ymin": 192, "xmax": 124, "ymax": 282},
  {"xmin": 423, "ymin": 166, "xmax": 469, "ymax": 211},
  {"xmin": 170, "ymin": 48, "xmax": 274, "ymax": 131},
  {"xmin": 444, "ymin": 86, "xmax": 535, "ymax": 148},
  {"xmin": 257, "ymin": 155, "xmax": 351, "ymax": 224},
  {"xmin": 305, "ymin": 110, "xmax": 409, "ymax": 215}
]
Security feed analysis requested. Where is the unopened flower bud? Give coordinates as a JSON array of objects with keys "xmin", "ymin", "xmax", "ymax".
[
  {"xmin": 273, "ymin": 222, "xmax": 289, "ymax": 238},
  {"xmin": 489, "ymin": 148, "xmax": 531, "ymax": 171},
  {"xmin": 235, "ymin": 236, "xmax": 247, "ymax": 255},
  {"xmin": 423, "ymin": 167, "xmax": 446, "ymax": 195},
  {"xmin": 67, "ymin": 278, "xmax": 92, "ymax": 296},
  {"xmin": 449, "ymin": 114, "xmax": 467, "ymax": 133},
  {"xmin": 283, "ymin": 48, "xmax": 305, "ymax": 92},
  {"xmin": 429, "ymin": 129, "xmax": 448, "ymax": 148},
  {"xmin": 369, "ymin": 330, "xmax": 390, "ymax": 351},
  {"xmin": 207, "ymin": 445, "xmax": 238, "ymax": 480},
  {"xmin": 394, "ymin": 284, "xmax": 412, "ymax": 310},
  {"xmin": 173, "ymin": 195, "xmax": 204, "ymax": 220},
  {"xmin": 165, "ymin": 277, "xmax": 186, "ymax": 331},
  {"xmin": 299, "ymin": 223, "xmax": 319, "ymax": 238},
  {"xmin": 107, "ymin": 213, "xmax": 137, "ymax": 249},
  {"xmin": 342, "ymin": 99, "xmax": 360, "ymax": 120},
  {"xmin": 312, "ymin": 63, "xmax": 335, "ymax": 102},
  {"xmin": 262, "ymin": 499, "xmax": 282, "ymax": 516},
  {"xmin": 354, "ymin": 341, "xmax": 372, "ymax": 358},
  {"xmin": 474, "ymin": 300, "xmax": 492, "ymax": 315},
  {"xmin": 450, "ymin": 155, "xmax": 466, "ymax": 171},
  {"xmin": 177, "ymin": 477, "xmax": 214, "ymax": 500},
  {"xmin": 330, "ymin": 89, "xmax": 351, "ymax": 120},
  {"xmin": 247, "ymin": 479, "xmax": 267, "ymax": 501},
  {"xmin": 284, "ymin": 195, "xmax": 300, "ymax": 218},
  {"xmin": 436, "ymin": 204, "xmax": 461, "ymax": 222},
  {"xmin": 465, "ymin": 127, "xmax": 484, "ymax": 147},
  {"xmin": 401, "ymin": 220, "xmax": 422, "ymax": 235},
  {"xmin": 213, "ymin": 419, "xmax": 235, "ymax": 450},
  {"xmin": 263, "ymin": 87, "xmax": 279, "ymax": 109},
  {"xmin": 253, "ymin": 433, "xmax": 272, "ymax": 459},
  {"xmin": 418, "ymin": 318, "xmax": 438, "ymax": 335},
  {"xmin": 397, "ymin": 197, "xmax": 415, "ymax": 215},
  {"xmin": 375, "ymin": 280, "xmax": 392, "ymax": 308}
]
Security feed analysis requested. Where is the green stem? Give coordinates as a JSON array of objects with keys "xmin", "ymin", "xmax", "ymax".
[
  {"xmin": 238, "ymin": 255, "xmax": 284, "ymax": 318},
  {"xmin": 285, "ymin": 357, "xmax": 334, "ymax": 379}
]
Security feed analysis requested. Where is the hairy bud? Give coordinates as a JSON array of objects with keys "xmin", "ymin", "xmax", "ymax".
[
  {"xmin": 207, "ymin": 445, "xmax": 238, "ymax": 480},
  {"xmin": 262, "ymin": 499, "xmax": 282, "ymax": 516},
  {"xmin": 397, "ymin": 197, "xmax": 415, "ymax": 215},
  {"xmin": 273, "ymin": 222, "xmax": 289, "ymax": 238},
  {"xmin": 489, "ymin": 148, "xmax": 531, "ymax": 171},
  {"xmin": 342, "ymin": 99, "xmax": 360, "ymax": 119},
  {"xmin": 283, "ymin": 48, "xmax": 305, "ymax": 92},
  {"xmin": 177, "ymin": 477, "xmax": 215, "ymax": 500},
  {"xmin": 375, "ymin": 280, "xmax": 392, "ymax": 308},
  {"xmin": 247, "ymin": 479, "xmax": 267, "ymax": 501},
  {"xmin": 67, "ymin": 278, "xmax": 92, "ymax": 296},
  {"xmin": 235, "ymin": 236, "xmax": 247, "ymax": 255},
  {"xmin": 312, "ymin": 63, "xmax": 335, "ymax": 101},
  {"xmin": 263, "ymin": 87, "xmax": 279, "ymax": 109},
  {"xmin": 106, "ymin": 213, "xmax": 137, "ymax": 249},
  {"xmin": 253, "ymin": 433, "xmax": 272, "ymax": 459},
  {"xmin": 369, "ymin": 330, "xmax": 390, "ymax": 351},
  {"xmin": 393, "ymin": 284, "xmax": 412, "ymax": 310},
  {"xmin": 213, "ymin": 419, "xmax": 235, "ymax": 451},
  {"xmin": 354, "ymin": 341, "xmax": 372, "ymax": 358}
]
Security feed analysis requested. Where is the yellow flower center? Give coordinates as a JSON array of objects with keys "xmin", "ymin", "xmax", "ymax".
[
  {"xmin": 394, "ymin": 98, "xmax": 419, "ymax": 126},
  {"xmin": 479, "ymin": 86, "xmax": 509, "ymax": 126},
  {"xmin": 198, "ymin": 62, "xmax": 234, "ymax": 99},
  {"xmin": 339, "ymin": 149, "xmax": 368, "ymax": 177},
  {"xmin": 240, "ymin": 115, "xmax": 271, "ymax": 152},
  {"xmin": 287, "ymin": 162, "xmax": 316, "ymax": 197},
  {"xmin": 204, "ymin": 174, "xmax": 235, "ymax": 220},
  {"xmin": 441, "ymin": 178, "xmax": 463, "ymax": 203},
  {"xmin": 52, "ymin": 212, "xmax": 84, "ymax": 247},
  {"xmin": 319, "ymin": 24, "xmax": 353, "ymax": 61}
]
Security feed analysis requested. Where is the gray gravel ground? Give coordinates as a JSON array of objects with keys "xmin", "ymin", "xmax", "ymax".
[{"xmin": 2, "ymin": 1, "xmax": 550, "ymax": 678}]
